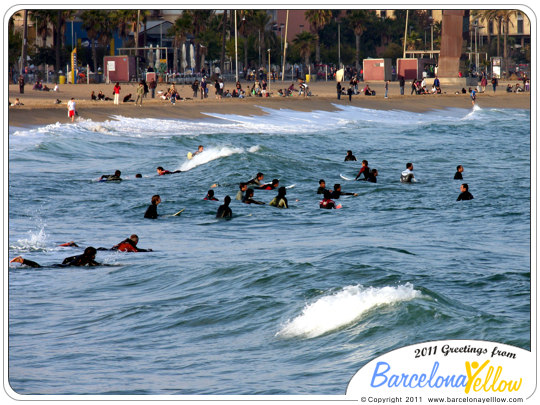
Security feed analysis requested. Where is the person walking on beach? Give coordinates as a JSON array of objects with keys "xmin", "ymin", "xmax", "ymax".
[
  {"xmin": 18, "ymin": 75, "xmax": 25, "ymax": 94},
  {"xmin": 135, "ymin": 82, "xmax": 144, "ymax": 106},
  {"xmin": 67, "ymin": 98, "xmax": 76, "ymax": 122},
  {"xmin": 113, "ymin": 82, "xmax": 121, "ymax": 105},
  {"xmin": 491, "ymin": 77, "xmax": 498, "ymax": 93}
]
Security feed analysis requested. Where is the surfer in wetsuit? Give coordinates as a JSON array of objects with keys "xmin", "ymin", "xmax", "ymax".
[
  {"xmin": 193, "ymin": 145, "xmax": 204, "ymax": 156},
  {"xmin": 317, "ymin": 179, "xmax": 329, "ymax": 194},
  {"xmin": 366, "ymin": 168, "xmax": 378, "ymax": 183},
  {"xmin": 236, "ymin": 183, "xmax": 248, "ymax": 200},
  {"xmin": 256, "ymin": 179, "xmax": 279, "ymax": 190},
  {"xmin": 247, "ymin": 172, "xmax": 264, "ymax": 186},
  {"xmin": 400, "ymin": 163, "xmax": 416, "ymax": 183},
  {"xmin": 216, "ymin": 195, "xmax": 232, "ymax": 219},
  {"xmin": 330, "ymin": 184, "xmax": 358, "ymax": 199},
  {"xmin": 344, "ymin": 150, "xmax": 357, "ymax": 161},
  {"xmin": 157, "ymin": 166, "xmax": 181, "ymax": 175},
  {"xmin": 144, "ymin": 195, "xmax": 161, "ymax": 219},
  {"xmin": 204, "ymin": 190, "xmax": 218, "ymax": 201},
  {"xmin": 355, "ymin": 160, "xmax": 370, "ymax": 181},
  {"xmin": 269, "ymin": 187, "xmax": 288, "ymax": 208},
  {"xmin": 454, "ymin": 165, "xmax": 464, "ymax": 180},
  {"xmin": 100, "ymin": 170, "xmax": 122, "ymax": 181},
  {"xmin": 10, "ymin": 247, "xmax": 100, "ymax": 268},
  {"xmin": 320, "ymin": 190, "xmax": 338, "ymax": 209},
  {"xmin": 242, "ymin": 188, "xmax": 265, "ymax": 205},
  {"xmin": 457, "ymin": 183, "xmax": 474, "ymax": 201},
  {"xmin": 111, "ymin": 234, "xmax": 152, "ymax": 252}
]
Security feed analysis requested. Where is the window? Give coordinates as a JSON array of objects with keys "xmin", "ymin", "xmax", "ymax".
[{"xmin": 517, "ymin": 13, "xmax": 524, "ymax": 34}]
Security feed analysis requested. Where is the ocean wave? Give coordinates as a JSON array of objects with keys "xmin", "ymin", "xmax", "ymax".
[
  {"xmin": 178, "ymin": 145, "xmax": 260, "ymax": 171},
  {"xmin": 276, "ymin": 283, "xmax": 421, "ymax": 338}
]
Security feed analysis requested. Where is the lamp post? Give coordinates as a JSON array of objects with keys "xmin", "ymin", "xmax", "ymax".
[
  {"xmin": 267, "ymin": 48, "xmax": 271, "ymax": 90},
  {"xmin": 234, "ymin": 10, "xmax": 238, "ymax": 82}
]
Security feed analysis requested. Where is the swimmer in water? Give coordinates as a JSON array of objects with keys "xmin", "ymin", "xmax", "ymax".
[
  {"xmin": 157, "ymin": 166, "xmax": 181, "ymax": 175},
  {"xmin": 247, "ymin": 172, "xmax": 264, "ymax": 186},
  {"xmin": 236, "ymin": 182, "xmax": 248, "ymax": 200},
  {"xmin": 400, "ymin": 162, "xmax": 416, "ymax": 183},
  {"xmin": 10, "ymin": 247, "xmax": 100, "ymax": 268},
  {"xmin": 216, "ymin": 195, "xmax": 232, "ymax": 219},
  {"xmin": 457, "ymin": 183, "xmax": 474, "ymax": 201},
  {"xmin": 192, "ymin": 145, "xmax": 204, "ymax": 156},
  {"xmin": 344, "ymin": 150, "xmax": 357, "ymax": 161},
  {"xmin": 242, "ymin": 188, "xmax": 265, "ymax": 205},
  {"xmin": 366, "ymin": 168, "xmax": 378, "ymax": 183},
  {"xmin": 256, "ymin": 179, "xmax": 279, "ymax": 190},
  {"xmin": 454, "ymin": 165, "xmax": 464, "ymax": 180},
  {"xmin": 100, "ymin": 170, "xmax": 122, "ymax": 181},
  {"xmin": 204, "ymin": 190, "xmax": 219, "ymax": 201},
  {"xmin": 110, "ymin": 234, "xmax": 153, "ymax": 252},
  {"xmin": 330, "ymin": 184, "xmax": 358, "ymax": 199},
  {"xmin": 317, "ymin": 179, "xmax": 330, "ymax": 195},
  {"xmin": 269, "ymin": 187, "xmax": 288, "ymax": 208},
  {"xmin": 355, "ymin": 160, "xmax": 370, "ymax": 181},
  {"xmin": 144, "ymin": 194, "xmax": 161, "ymax": 219}
]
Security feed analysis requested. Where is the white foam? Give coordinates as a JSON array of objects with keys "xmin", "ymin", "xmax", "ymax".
[
  {"xmin": 10, "ymin": 227, "xmax": 48, "ymax": 252},
  {"xmin": 178, "ymin": 145, "xmax": 260, "ymax": 171},
  {"xmin": 276, "ymin": 283, "xmax": 421, "ymax": 339}
]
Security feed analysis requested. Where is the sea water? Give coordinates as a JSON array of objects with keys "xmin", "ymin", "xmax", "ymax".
[{"xmin": 8, "ymin": 104, "xmax": 530, "ymax": 395}]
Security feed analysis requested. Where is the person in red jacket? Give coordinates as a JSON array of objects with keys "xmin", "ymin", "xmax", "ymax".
[{"xmin": 111, "ymin": 235, "xmax": 152, "ymax": 252}]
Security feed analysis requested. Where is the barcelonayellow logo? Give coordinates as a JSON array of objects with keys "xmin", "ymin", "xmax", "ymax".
[{"xmin": 346, "ymin": 340, "xmax": 532, "ymax": 399}]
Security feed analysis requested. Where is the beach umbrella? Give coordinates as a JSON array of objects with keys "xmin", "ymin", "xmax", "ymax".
[
  {"xmin": 181, "ymin": 43, "xmax": 187, "ymax": 72},
  {"xmin": 190, "ymin": 44, "xmax": 195, "ymax": 69}
]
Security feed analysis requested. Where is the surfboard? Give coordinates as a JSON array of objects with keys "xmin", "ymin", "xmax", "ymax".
[
  {"xmin": 286, "ymin": 184, "xmax": 296, "ymax": 189},
  {"xmin": 172, "ymin": 208, "xmax": 186, "ymax": 216},
  {"xmin": 340, "ymin": 174, "xmax": 354, "ymax": 181},
  {"xmin": 187, "ymin": 152, "xmax": 193, "ymax": 160}
]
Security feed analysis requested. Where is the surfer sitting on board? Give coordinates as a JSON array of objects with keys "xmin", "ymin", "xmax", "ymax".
[
  {"xmin": 355, "ymin": 160, "xmax": 370, "ymax": 181},
  {"xmin": 10, "ymin": 247, "xmax": 100, "ymax": 268},
  {"xmin": 256, "ymin": 179, "xmax": 279, "ymax": 190},
  {"xmin": 144, "ymin": 195, "xmax": 161, "ymax": 219},
  {"xmin": 157, "ymin": 166, "xmax": 181, "ymax": 175},
  {"xmin": 204, "ymin": 190, "xmax": 219, "ymax": 201},
  {"xmin": 216, "ymin": 196, "xmax": 232, "ymax": 219},
  {"xmin": 242, "ymin": 188, "xmax": 265, "ymax": 205},
  {"xmin": 247, "ymin": 172, "xmax": 264, "ymax": 186},
  {"xmin": 110, "ymin": 234, "xmax": 152, "ymax": 252},
  {"xmin": 100, "ymin": 170, "xmax": 122, "ymax": 182},
  {"xmin": 330, "ymin": 184, "xmax": 358, "ymax": 199}
]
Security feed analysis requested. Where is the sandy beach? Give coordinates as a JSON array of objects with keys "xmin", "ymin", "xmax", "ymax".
[{"xmin": 8, "ymin": 79, "xmax": 530, "ymax": 128}]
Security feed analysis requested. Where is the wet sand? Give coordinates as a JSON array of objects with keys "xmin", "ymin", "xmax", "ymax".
[{"xmin": 8, "ymin": 80, "xmax": 530, "ymax": 128}]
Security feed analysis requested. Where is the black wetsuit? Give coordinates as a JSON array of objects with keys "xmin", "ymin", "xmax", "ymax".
[
  {"xmin": 317, "ymin": 186, "xmax": 328, "ymax": 194},
  {"xmin": 330, "ymin": 190, "xmax": 355, "ymax": 199},
  {"xmin": 454, "ymin": 171, "xmax": 463, "ymax": 180},
  {"xmin": 366, "ymin": 171, "xmax": 377, "ymax": 183},
  {"xmin": 356, "ymin": 166, "xmax": 370, "ymax": 181},
  {"xmin": 17, "ymin": 254, "xmax": 100, "ymax": 268},
  {"xmin": 144, "ymin": 203, "xmax": 159, "ymax": 219},
  {"xmin": 345, "ymin": 155, "xmax": 357, "ymax": 161},
  {"xmin": 216, "ymin": 204, "xmax": 232, "ymax": 218},
  {"xmin": 457, "ymin": 191, "xmax": 474, "ymax": 201},
  {"xmin": 100, "ymin": 175, "xmax": 122, "ymax": 182}
]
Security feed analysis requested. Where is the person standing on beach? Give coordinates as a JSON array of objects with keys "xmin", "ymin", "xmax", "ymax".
[
  {"xmin": 399, "ymin": 75, "xmax": 405, "ymax": 95},
  {"xmin": 18, "ymin": 75, "xmax": 25, "ymax": 94},
  {"xmin": 384, "ymin": 80, "xmax": 389, "ymax": 98},
  {"xmin": 491, "ymin": 77, "xmax": 498, "ymax": 93},
  {"xmin": 149, "ymin": 79, "xmax": 157, "ymax": 98},
  {"xmin": 113, "ymin": 82, "xmax": 121, "ymax": 105},
  {"xmin": 67, "ymin": 98, "xmax": 76, "ymax": 122},
  {"xmin": 200, "ymin": 77, "xmax": 207, "ymax": 99},
  {"xmin": 470, "ymin": 88, "xmax": 477, "ymax": 106},
  {"xmin": 337, "ymin": 81, "xmax": 342, "ymax": 100},
  {"xmin": 135, "ymin": 82, "xmax": 144, "ymax": 106}
]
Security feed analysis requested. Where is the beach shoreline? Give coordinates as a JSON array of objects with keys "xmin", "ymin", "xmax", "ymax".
[{"xmin": 8, "ymin": 81, "xmax": 530, "ymax": 128}]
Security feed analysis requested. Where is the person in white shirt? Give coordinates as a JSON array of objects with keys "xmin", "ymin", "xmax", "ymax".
[
  {"xmin": 400, "ymin": 162, "xmax": 417, "ymax": 183},
  {"xmin": 67, "ymin": 98, "xmax": 76, "ymax": 122}
]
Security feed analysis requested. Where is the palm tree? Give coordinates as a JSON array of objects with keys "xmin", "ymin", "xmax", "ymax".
[
  {"xmin": 169, "ymin": 13, "xmax": 191, "ymax": 73},
  {"xmin": 182, "ymin": 10, "xmax": 214, "ymax": 72},
  {"xmin": 220, "ymin": 10, "xmax": 228, "ymax": 72},
  {"xmin": 251, "ymin": 10, "xmax": 271, "ymax": 67},
  {"xmin": 471, "ymin": 10, "xmax": 497, "ymax": 48},
  {"xmin": 347, "ymin": 10, "xmax": 370, "ymax": 71},
  {"xmin": 52, "ymin": 11, "xmax": 73, "ymax": 73},
  {"xmin": 31, "ymin": 10, "xmax": 54, "ymax": 47},
  {"xmin": 21, "ymin": 10, "xmax": 28, "ymax": 75},
  {"xmin": 239, "ymin": 10, "xmax": 254, "ymax": 69},
  {"xmin": 305, "ymin": 10, "xmax": 332, "ymax": 63},
  {"xmin": 293, "ymin": 31, "xmax": 316, "ymax": 71},
  {"xmin": 80, "ymin": 10, "xmax": 114, "ymax": 73},
  {"xmin": 497, "ymin": 10, "xmax": 518, "ymax": 77}
]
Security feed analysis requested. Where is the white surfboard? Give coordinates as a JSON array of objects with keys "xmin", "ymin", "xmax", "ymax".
[
  {"xmin": 340, "ymin": 174, "xmax": 354, "ymax": 181},
  {"xmin": 286, "ymin": 184, "xmax": 296, "ymax": 189},
  {"xmin": 172, "ymin": 208, "xmax": 186, "ymax": 216}
]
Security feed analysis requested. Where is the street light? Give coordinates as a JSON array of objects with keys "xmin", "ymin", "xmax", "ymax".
[{"xmin": 267, "ymin": 48, "xmax": 271, "ymax": 90}]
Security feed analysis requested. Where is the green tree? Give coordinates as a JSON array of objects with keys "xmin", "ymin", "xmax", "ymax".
[
  {"xmin": 80, "ymin": 10, "xmax": 114, "ymax": 73},
  {"xmin": 305, "ymin": 10, "xmax": 332, "ymax": 63},
  {"xmin": 347, "ymin": 10, "xmax": 371, "ymax": 71},
  {"xmin": 169, "ymin": 13, "xmax": 191, "ymax": 73},
  {"xmin": 251, "ymin": 10, "xmax": 271, "ymax": 67},
  {"xmin": 293, "ymin": 30, "xmax": 317, "ymax": 70}
]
